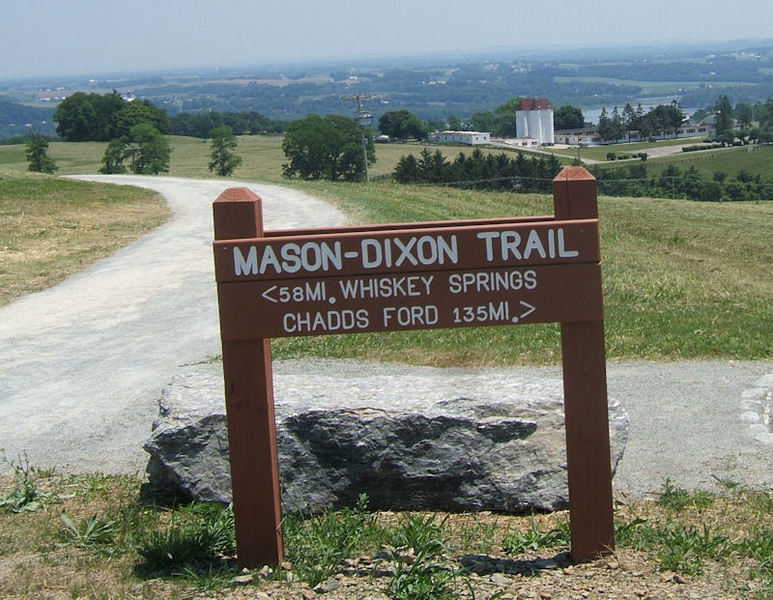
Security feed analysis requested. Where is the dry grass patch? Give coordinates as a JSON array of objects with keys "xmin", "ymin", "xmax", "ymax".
[{"xmin": 0, "ymin": 171, "xmax": 169, "ymax": 305}]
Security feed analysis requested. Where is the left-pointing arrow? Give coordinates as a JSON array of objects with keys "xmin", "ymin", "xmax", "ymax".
[{"xmin": 261, "ymin": 285, "xmax": 278, "ymax": 303}]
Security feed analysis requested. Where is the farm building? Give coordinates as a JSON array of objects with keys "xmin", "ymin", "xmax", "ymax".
[
  {"xmin": 429, "ymin": 130, "xmax": 491, "ymax": 145},
  {"xmin": 515, "ymin": 98, "xmax": 554, "ymax": 145}
]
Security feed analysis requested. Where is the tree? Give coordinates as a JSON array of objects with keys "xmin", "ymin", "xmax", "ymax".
[
  {"xmin": 115, "ymin": 100, "xmax": 168, "ymax": 138},
  {"xmin": 447, "ymin": 114, "xmax": 463, "ymax": 131},
  {"xmin": 128, "ymin": 123, "xmax": 171, "ymax": 174},
  {"xmin": 598, "ymin": 107, "xmax": 617, "ymax": 142},
  {"xmin": 55, "ymin": 92, "xmax": 102, "ymax": 141},
  {"xmin": 281, "ymin": 114, "xmax": 374, "ymax": 181},
  {"xmin": 55, "ymin": 91, "xmax": 167, "ymax": 142},
  {"xmin": 378, "ymin": 109, "xmax": 429, "ymax": 140},
  {"xmin": 734, "ymin": 103, "xmax": 753, "ymax": 130},
  {"xmin": 553, "ymin": 105, "xmax": 585, "ymax": 130},
  {"xmin": 98, "ymin": 123, "xmax": 170, "ymax": 175},
  {"xmin": 610, "ymin": 106, "xmax": 626, "ymax": 141},
  {"xmin": 622, "ymin": 103, "xmax": 636, "ymax": 142},
  {"xmin": 492, "ymin": 97, "xmax": 522, "ymax": 137},
  {"xmin": 208, "ymin": 126, "xmax": 242, "ymax": 176},
  {"xmin": 25, "ymin": 135, "xmax": 58, "ymax": 173},
  {"xmin": 100, "ymin": 138, "xmax": 128, "ymax": 174},
  {"xmin": 468, "ymin": 110, "xmax": 497, "ymax": 132},
  {"xmin": 714, "ymin": 95, "xmax": 734, "ymax": 143}
]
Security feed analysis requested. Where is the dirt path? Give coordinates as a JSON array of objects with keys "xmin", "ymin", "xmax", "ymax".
[
  {"xmin": 0, "ymin": 175, "xmax": 769, "ymax": 498},
  {"xmin": 0, "ymin": 176, "xmax": 345, "ymax": 474}
]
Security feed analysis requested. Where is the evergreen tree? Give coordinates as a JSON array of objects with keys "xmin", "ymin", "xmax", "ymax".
[
  {"xmin": 714, "ymin": 95, "xmax": 734, "ymax": 143},
  {"xmin": 208, "ymin": 126, "xmax": 242, "ymax": 176},
  {"xmin": 25, "ymin": 135, "xmax": 58, "ymax": 174}
]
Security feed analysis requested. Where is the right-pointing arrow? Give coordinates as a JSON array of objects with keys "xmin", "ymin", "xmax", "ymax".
[{"xmin": 519, "ymin": 300, "xmax": 536, "ymax": 320}]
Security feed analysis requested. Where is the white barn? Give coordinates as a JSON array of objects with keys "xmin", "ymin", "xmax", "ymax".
[{"xmin": 515, "ymin": 98, "xmax": 554, "ymax": 145}]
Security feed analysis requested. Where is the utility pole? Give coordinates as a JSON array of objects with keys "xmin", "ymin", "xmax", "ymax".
[{"xmin": 343, "ymin": 93, "xmax": 373, "ymax": 183}]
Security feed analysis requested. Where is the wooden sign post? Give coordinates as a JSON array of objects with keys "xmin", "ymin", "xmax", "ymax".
[{"xmin": 213, "ymin": 166, "xmax": 615, "ymax": 567}]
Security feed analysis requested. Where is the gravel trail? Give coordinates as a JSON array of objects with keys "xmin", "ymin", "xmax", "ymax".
[
  {"xmin": 0, "ymin": 175, "xmax": 770, "ymax": 498},
  {"xmin": 0, "ymin": 176, "xmax": 344, "ymax": 474}
]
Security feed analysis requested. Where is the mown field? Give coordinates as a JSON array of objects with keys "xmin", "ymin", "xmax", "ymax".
[
  {"xmin": 607, "ymin": 143, "xmax": 773, "ymax": 180},
  {"xmin": 1, "ymin": 136, "xmax": 771, "ymax": 363},
  {"xmin": 0, "ymin": 135, "xmax": 570, "ymax": 180}
]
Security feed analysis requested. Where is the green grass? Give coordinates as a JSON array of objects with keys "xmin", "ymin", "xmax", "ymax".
[
  {"xmin": 267, "ymin": 179, "xmax": 772, "ymax": 365},
  {"xmin": 639, "ymin": 144, "xmax": 773, "ymax": 181},
  {"xmin": 0, "ymin": 136, "xmax": 569, "ymax": 181}
]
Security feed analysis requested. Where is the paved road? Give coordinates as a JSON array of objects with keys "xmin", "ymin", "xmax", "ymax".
[{"xmin": 0, "ymin": 176, "xmax": 770, "ymax": 498}]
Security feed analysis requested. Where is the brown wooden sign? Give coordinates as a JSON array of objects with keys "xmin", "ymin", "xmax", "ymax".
[{"xmin": 212, "ymin": 166, "xmax": 615, "ymax": 568}]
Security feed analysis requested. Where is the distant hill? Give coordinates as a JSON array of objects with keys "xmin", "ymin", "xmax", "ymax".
[
  {"xmin": 0, "ymin": 98, "xmax": 55, "ymax": 138},
  {"xmin": 1, "ymin": 39, "xmax": 772, "ymax": 137}
]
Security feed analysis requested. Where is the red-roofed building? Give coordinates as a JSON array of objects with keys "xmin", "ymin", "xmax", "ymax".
[{"xmin": 515, "ymin": 98, "xmax": 554, "ymax": 145}]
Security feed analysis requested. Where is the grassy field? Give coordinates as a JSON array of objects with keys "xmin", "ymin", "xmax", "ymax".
[
  {"xmin": 1, "ymin": 468, "xmax": 771, "ymax": 599},
  {"xmin": 618, "ymin": 144, "xmax": 773, "ymax": 180},
  {"xmin": 0, "ymin": 136, "xmax": 571, "ymax": 181},
  {"xmin": 268, "ymin": 180, "xmax": 772, "ymax": 365},
  {"xmin": 1, "ymin": 136, "xmax": 771, "ymax": 363},
  {"xmin": 0, "ymin": 169, "xmax": 169, "ymax": 305}
]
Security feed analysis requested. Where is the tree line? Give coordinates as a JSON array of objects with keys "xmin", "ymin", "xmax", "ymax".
[
  {"xmin": 167, "ymin": 110, "xmax": 286, "ymax": 138},
  {"xmin": 393, "ymin": 148, "xmax": 563, "ymax": 193},
  {"xmin": 597, "ymin": 96, "xmax": 773, "ymax": 143},
  {"xmin": 591, "ymin": 162, "xmax": 771, "ymax": 202}
]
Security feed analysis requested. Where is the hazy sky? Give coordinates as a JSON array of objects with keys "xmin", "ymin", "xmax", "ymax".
[{"xmin": 2, "ymin": 0, "xmax": 772, "ymax": 80}]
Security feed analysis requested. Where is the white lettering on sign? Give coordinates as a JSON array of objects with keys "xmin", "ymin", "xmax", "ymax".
[
  {"xmin": 476, "ymin": 228, "xmax": 579, "ymax": 262},
  {"xmin": 448, "ymin": 269, "xmax": 537, "ymax": 294},
  {"xmin": 282, "ymin": 309, "xmax": 369, "ymax": 334},
  {"xmin": 233, "ymin": 235, "xmax": 459, "ymax": 276},
  {"xmin": 338, "ymin": 275, "xmax": 434, "ymax": 300},
  {"xmin": 361, "ymin": 235, "xmax": 458, "ymax": 269},
  {"xmin": 382, "ymin": 305, "xmax": 439, "ymax": 328},
  {"xmin": 234, "ymin": 242, "xmax": 343, "ymax": 276}
]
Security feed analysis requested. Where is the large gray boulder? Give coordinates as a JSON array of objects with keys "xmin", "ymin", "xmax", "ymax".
[{"xmin": 143, "ymin": 360, "xmax": 629, "ymax": 513}]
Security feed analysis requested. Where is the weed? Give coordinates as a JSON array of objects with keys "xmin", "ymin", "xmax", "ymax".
[
  {"xmin": 654, "ymin": 525, "xmax": 728, "ymax": 575},
  {"xmin": 136, "ymin": 502, "xmax": 235, "ymax": 573},
  {"xmin": 389, "ymin": 513, "xmax": 448, "ymax": 557},
  {"xmin": 59, "ymin": 512, "xmax": 117, "ymax": 549},
  {"xmin": 737, "ymin": 528, "xmax": 773, "ymax": 580},
  {"xmin": 656, "ymin": 477, "xmax": 715, "ymax": 511},
  {"xmin": 179, "ymin": 564, "xmax": 235, "ymax": 593},
  {"xmin": 283, "ymin": 494, "xmax": 384, "ymax": 587},
  {"xmin": 503, "ymin": 516, "xmax": 570, "ymax": 555},
  {"xmin": 614, "ymin": 518, "xmax": 660, "ymax": 551},
  {"xmin": 616, "ymin": 518, "xmax": 730, "ymax": 576},
  {"xmin": 387, "ymin": 559, "xmax": 456, "ymax": 600},
  {"xmin": 0, "ymin": 451, "xmax": 57, "ymax": 513},
  {"xmin": 711, "ymin": 474, "xmax": 742, "ymax": 491}
]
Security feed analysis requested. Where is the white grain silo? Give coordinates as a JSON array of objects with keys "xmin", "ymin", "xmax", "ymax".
[{"xmin": 515, "ymin": 98, "xmax": 554, "ymax": 145}]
